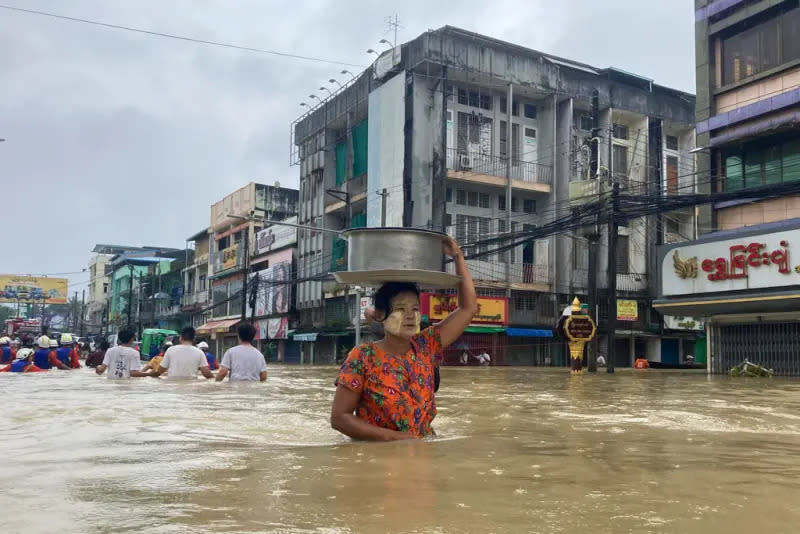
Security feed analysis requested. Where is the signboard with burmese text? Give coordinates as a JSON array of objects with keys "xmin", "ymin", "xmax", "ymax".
[
  {"xmin": 661, "ymin": 227, "xmax": 800, "ymax": 296},
  {"xmin": 421, "ymin": 293, "xmax": 508, "ymax": 325}
]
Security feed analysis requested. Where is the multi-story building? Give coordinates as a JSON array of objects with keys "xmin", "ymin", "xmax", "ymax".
[
  {"xmin": 182, "ymin": 228, "xmax": 211, "ymax": 329},
  {"xmin": 653, "ymin": 1, "xmax": 800, "ymax": 375},
  {"xmin": 197, "ymin": 182, "xmax": 298, "ymax": 357},
  {"xmin": 249, "ymin": 216, "xmax": 300, "ymax": 362},
  {"xmin": 85, "ymin": 252, "xmax": 111, "ymax": 334},
  {"xmin": 292, "ymin": 25, "xmax": 696, "ymax": 366}
]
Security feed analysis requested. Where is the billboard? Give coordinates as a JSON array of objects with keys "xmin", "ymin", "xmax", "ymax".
[
  {"xmin": 255, "ymin": 217, "xmax": 297, "ymax": 255},
  {"xmin": 617, "ymin": 299, "xmax": 638, "ymax": 321},
  {"xmin": 251, "ymin": 262, "xmax": 291, "ymax": 317},
  {"xmin": 422, "ymin": 293, "xmax": 508, "ymax": 325},
  {"xmin": 0, "ymin": 275, "xmax": 68, "ymax": 304}
]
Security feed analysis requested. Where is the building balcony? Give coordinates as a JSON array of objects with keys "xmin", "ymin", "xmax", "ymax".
[
  {"xmin": 182, "ymin": 290, "xmax": 209, "ymax": 308},
  {"xmin": 210, "ymin": 246, "xmax": 245, "ymax": 278},
  {"xmin": 447, "ymin": 260, "xmax": 551, "ymax": 291},
  {"xmin": 447, "ymin": 148, "xmax": 552, "ymax": 193}
]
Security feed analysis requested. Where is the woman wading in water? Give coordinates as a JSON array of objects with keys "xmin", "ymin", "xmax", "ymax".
[{"xmin": 331, "ymin": 236, "xmax": 477, "ymax": 440}]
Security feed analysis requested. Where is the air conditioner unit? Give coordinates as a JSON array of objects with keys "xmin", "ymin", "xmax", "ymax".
[{"xmin": 459, "ymin": 154, "xmax": 473, "ymax": 170}]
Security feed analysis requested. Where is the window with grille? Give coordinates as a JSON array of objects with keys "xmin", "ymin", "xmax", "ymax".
[
  {"xmin": 511, "ymin": 197, "xmax": 518, "ymax": 212},
  {"xmin": 579, "ymin": 115, "xmax": 593, "ymax": 131},
  {"xmin": 514, "ymin": 292, "xmax": 536, "ymax": 311},
  {"xmin": 456, "ymin": 189, "xmax": 466, "ymax": 205},
  {"xmin": 478, "ymin": 218, "xmax": 491, "ymax": 256},
  {"xmin": 500, "ymin": 121, "xmax": 508, "ymax": 157},
  {"xmin": 523, "ymin": 199, "xmax": 536, "ymax": 214},
  {"xmin": 524, "ymin": 104, "xmax": 537, "ymax": 119},
  {"xmin": 666, "ymin": 135, "xmax": 679, "ymax": 151},
  {"xmin": 510, "ymin": 222, "xmax": 519, "ymax": 263},
  {"xmin": 666, "ymin": 156, "xmax": 678, "ymax": 194},
  {"xmin": 446, "ymin": 188, "xmax": 453, "ymax": 202},
  {"xmin": 498, "ymin": 194, "xmax": 506, "ymax": 211},
  {"xmin": 455, "ymin": 214, "xmax": 467, "ymax": 245},
  {"xmin": 499, "ymin": 98, "xmax": 519, "ymax": 116},
  {"xmin": 497, "ymin": 219, "xmax": 507, "ymax": 263},
  {"xmin": 457, "ymin": 88, "xmax": 491, "ymax": 110},
  {"xmin": 479, "ymin": 193, "xmax": 490, "ymax": 208},
  {"xmin": 612, "ymin": 145, "xmax": 629, "ymax": 186},
  {"xmin": 468, "ymin": 191, "xmax": 479, "ymax": 207},
  {"xmin": 613, "ymin": 123, "xmax": 629, "ymax": 140},
  {"xmin": 457, "ymin": 113, "xmax": 493, "ymax": 154},
  {"xmin": 616, "ymin": 234, "xmax": 630, "ymax": 273}
]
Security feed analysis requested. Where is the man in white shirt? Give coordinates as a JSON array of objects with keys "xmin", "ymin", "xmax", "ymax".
[
  {"xmin": 215, "ymin": 323, "xmax": 267, "ymax": 382},
  {"xmin": 96, "ymin": 327, "xmax": 151, "ymax": 379},
  {"xmin": 151, "ymin": 327, "xmax": 214, "ymax": 380}
]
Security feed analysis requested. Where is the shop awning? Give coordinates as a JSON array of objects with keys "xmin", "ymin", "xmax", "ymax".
[
  {"xmin": 464, "ymin": 325, "xmax": 506, "ymax": 334},
  {"xmin": 505, "ymin": 327, "xmax": 553, "ymax": 337},
  {"xmin": 293, "ymin": 333, "xmax": 318, "ymax": 342},
  {"xmin": 654, "ymin": 291, "xmax": 800, "ymax": 317},
  {"xmin": 196, "ymin": 318, "xmax": 240, "ymax": 334}
]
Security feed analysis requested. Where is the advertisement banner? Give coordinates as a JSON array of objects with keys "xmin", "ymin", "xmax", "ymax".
[
  {"xmin": 422, "ymin": 293, "xmax": 508, "ymax": 325},
  {"xmin": 222, "ymin": 244, "xmax": 239, "ymax": 271},
  {"xmin": 255, "ymin": 317, "xmax": 288, "ymax": 340},
  {"xmin": 255, "ymin": 217, "xmax": 297, "ymax": 255},
  {"xmin": 0, "ymin": 275, "xmax": 68, "ymax": 304},
  {"xmin": 617, "ymin": 299, "xmax": 638, "ymax": 321},
  {"xmin": 251, "ymin": 262, "xmax": 291, "ymax": 317}
]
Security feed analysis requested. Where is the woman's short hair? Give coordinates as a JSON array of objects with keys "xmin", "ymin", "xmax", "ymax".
[{"xmin": 374, "ymin": 282, "xmax": 420, "ymax": 320}]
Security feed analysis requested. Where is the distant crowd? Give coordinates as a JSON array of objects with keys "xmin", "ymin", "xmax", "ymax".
[{"xmin": 0, "ymin": 324, "xmax": 268, "ymax": 382}]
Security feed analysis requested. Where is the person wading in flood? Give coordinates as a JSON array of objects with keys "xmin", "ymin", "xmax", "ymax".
[
  {"xmin": 95, "ymin": 327, "xmax": 151, "ymax": 379},
  {"xmin": 150, "ymin": 327, "xmax": 214, "ymax": 380},
  {"xmin": 215, "ymin": 323, "xmax": 267, "ymax": 382},
  {"xmin": 331, "ymin": 236, "xmax": 477, "ymax": 441}
]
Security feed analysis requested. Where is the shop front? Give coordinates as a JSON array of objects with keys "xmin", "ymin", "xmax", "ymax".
[
  {"xmin": 195, "ymin": 318, "xmax": 240, "ymax": 359},
  {"xmin": 654, "ymin": 220, "xmax": 800, "ymax": 375}
]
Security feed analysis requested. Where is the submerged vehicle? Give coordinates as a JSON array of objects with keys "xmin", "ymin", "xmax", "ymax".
[{"xmin": 140, "ymin": 328, "xmax": 178, "ymax": 360}]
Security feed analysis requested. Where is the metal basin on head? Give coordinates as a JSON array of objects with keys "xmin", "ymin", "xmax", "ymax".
[{"xmin": 333, "ymin": 227, "xmax": 461, "ymax": 288}]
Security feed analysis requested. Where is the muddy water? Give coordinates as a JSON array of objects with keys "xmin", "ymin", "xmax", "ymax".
[{"xmin": 2, "ymin": 366, "xmax": 800, "ymax": 533}]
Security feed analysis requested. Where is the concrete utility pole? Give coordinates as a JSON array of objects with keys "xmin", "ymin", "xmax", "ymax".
[
  {"xmin": 80, "ymin": 289, "xmax": 85, "ymax": 336},
  {"xmin": 377, "ymin": 188, "xmax": 389, "ymax": 226},
  {"xmin": 587, "ymin": 88, "xmax": 600, "ymax": 373},
  {"xmin": 127, "ymin": 264, "xmax": 134, "ymax": 327},
  {"xmin": 505, "ymin": 82, "xmax": 513, "ymax": 298},
  {"xmin": 606, "ymin": 179, "xmax": 620, "ymax": 374}
]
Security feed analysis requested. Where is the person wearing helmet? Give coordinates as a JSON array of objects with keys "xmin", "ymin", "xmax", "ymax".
[
  {"xmin": 33, "ymin": 336, "xmax": 70, "ymax": 370},
  {"xmin": 57, "ymin": 334, "xmax": 82, "ymax": 369},
  {"xmin": 197, "ymin": 341, "xmax": 218, "ymax": 370},
  {"xmin": 0, "ymin": 337, "xmax": 12, "ymax": 364},
  {"xmin": 0, "ymin": 348, "xmax": 45, "ymax": 373}
]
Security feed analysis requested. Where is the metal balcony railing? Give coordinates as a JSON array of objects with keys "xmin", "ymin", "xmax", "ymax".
[
  {"xmin": 447, "ymin": 148, "xmax": 553, "ymax": 186},
  {"xmin": 182, "ymin": 291, "xmax": 209, "ymax": 307},
  {"xmin": 446, "ymin": 260, "xmax": 551, "ymax": 285}
]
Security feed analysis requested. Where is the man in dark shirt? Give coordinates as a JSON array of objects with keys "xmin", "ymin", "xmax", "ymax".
[{"xmin": 86, "ymin": 340, "xmax": 110, "ymax": 368}]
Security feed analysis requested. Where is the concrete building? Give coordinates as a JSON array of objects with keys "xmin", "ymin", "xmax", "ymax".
[
  {"xmin": 249, "ymin": 216, "xmax": 300, "ymax": 362},
  {"xmin": 182, "ymin": 228, "xmax": 211, "ymax": 329},
  {"xmin": 652, "ymin": 1, "xmax": 800, "ymax": 375},
  {"xmin": 196, "ymin": 182, "xmax": 298, "ymax": 357},
  {"xmin": 85, "ymin": 252, "xmax": 111, "ymax": 334},
  {"xmin": 292, "ymin": 26, "xmax": 696, "ymax": 366}
]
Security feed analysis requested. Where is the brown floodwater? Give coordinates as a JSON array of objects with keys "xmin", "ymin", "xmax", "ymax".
[{"xmin": 2, "ymin": 366, "xmax": 800, "ymax": 533}]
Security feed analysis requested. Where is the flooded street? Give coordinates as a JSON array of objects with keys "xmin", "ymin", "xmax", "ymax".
[{"xmin": 2, "ymin": 367, "xmax": 800, "ymax": 533}]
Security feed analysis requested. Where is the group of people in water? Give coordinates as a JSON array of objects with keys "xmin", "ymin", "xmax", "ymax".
[
  {"xmin": 0, "ymin": 323, "xmax": 267, "ymax": 382},
  {"xmin": 3, "ymin": 236, "xmax": 476, "ymax": 441}
]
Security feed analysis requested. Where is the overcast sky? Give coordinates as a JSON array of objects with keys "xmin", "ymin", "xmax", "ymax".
[{"xmin": 0, "ymin": 0, "xmax": 694, "ymax": 293}]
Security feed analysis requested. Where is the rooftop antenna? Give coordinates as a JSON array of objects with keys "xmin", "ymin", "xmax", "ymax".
[{"xmin": 384, "ymin": 14, "xmax": 403, "ymax": 49}]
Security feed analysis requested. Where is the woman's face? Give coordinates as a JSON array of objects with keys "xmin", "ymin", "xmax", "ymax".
[{"xmin": 382, "ymin": 292, "xmax": 421, "ymax": 340}]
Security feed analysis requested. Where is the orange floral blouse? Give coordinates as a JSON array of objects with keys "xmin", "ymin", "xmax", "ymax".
[{"xmin": 335, "ymin": 326, "xmax": 443, "ymax": 437}]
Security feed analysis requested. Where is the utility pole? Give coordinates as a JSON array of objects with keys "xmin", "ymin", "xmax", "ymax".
[
  {"xmin": 137, "ymin": 272, "xmax": 144, "ymax": 340},
  {"xmin": 587, "ymin": 89, "xmax": 600, "ymax": 372},
  {"xmin": 73, "ymin": 291, "xmax": 79, "ymax": 331},
  {"xmin": 606, "ymin": 179, "xmax": 620, "ymax": 374},
  {"xmin": 377, "ymin": 188, "xmax": 389, "ymax": 226},
  {"xmin": 80, "ymin": 289, "xmax": 85, "ymax": 336},
  {"xmin": 249, "ymin": 270, "xmax": 259, "ymax": 320},
  {"xmin": 127, "ymin": 264, "xmax": 134, "ymax": 328},
  {"xmin": 240, "ymin": 215, "xmax": 252, "ymax": 322},
  {"xmin": 505, "ymin": 82, "xmax": 513, "ymax": 299}
]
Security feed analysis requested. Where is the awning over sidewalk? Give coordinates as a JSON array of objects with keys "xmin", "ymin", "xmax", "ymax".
[
  {"xmin": 196, "ymin": 318, "xmax": 240, "ymax": 334},
  {"xmin": 505, "ymin": 327, "xmax": 553, "ymax": 337},
  {"xmin": 463, "ymin": 325, "xmax": 506, "ymax": 334},
  {"xmin": 293, "ymin": 333, "xmax": 318, "ymax": 342}
]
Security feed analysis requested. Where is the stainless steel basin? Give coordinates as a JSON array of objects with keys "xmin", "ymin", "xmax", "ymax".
[{"xmin": 343, "ymin": 227, "xmax": 446, "ymax": 272}]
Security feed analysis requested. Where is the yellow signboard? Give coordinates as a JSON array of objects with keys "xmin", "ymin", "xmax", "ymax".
[
  {"xmin": 617, "ymin": 299, "xmax": 638, "ymax": 321},
  {"xmin": 222, "ymin": 244, "xmax": 239, "ymax": 271},
  {"xmin": 0, "ymin": 275, "xmax": 68, "ymax": 304},
  {"xmin": 424, "ymin": 294, "xmax": 508, "ymax": 324}
]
